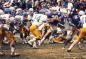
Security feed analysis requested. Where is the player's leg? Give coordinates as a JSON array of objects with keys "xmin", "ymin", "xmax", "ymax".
[
  {"xmin": 28, "ymin": 24, "xmax": 42, "ymax": 48},
  {"xmin": 6, "ymin": 32, "xmax": 19, "ymax": 56},
  {"xmin": 67, "ymin": 28, "xmax": 84, "ymax": 52},
  {"xmin": 0, "ymin": 38, "xmax": 4, "ymax": 55}
]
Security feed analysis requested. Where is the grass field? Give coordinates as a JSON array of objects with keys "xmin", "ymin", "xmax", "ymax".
[{"xmin": 0, "ymin": 42, "xmax": 86, "ymax": 59}]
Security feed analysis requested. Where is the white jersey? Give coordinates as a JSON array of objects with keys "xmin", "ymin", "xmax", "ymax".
[
  {"xmin": 0, "ymin": 14, "xmax": 10, "ymax": 20},
  {"xmin": 32, "ymin": 14, "xmax": 47, "ymax": 26},
  {"xmin": 67, "ymin": 2, "xmax": 73, "ymax": 10},
  {"xmin": 80, "ymin": 15, "xmax": 86, "ymax": 27},
  {"xmin": 15, "ymin": 15, "xmax": 23, "ymax": 21},
  {"xmin": 0, "ymin": 14, "xmax": 10, "ymax": 23},
  {"xmin": 3, "ymin": 24, "xmax": 9, "ymax": 30}
]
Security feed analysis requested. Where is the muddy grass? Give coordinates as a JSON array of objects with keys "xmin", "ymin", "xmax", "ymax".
[{"xmin": 0, "ymin": 43, "xmax": 86, "ymax": 59}]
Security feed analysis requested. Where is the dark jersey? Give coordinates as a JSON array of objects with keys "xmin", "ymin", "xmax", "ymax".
[
  {"xmin": 71, "ymin": 15, "xmax": 80, "ymax": 27},
  {"xmin": 74, "ymin": 2, "xmax": 85, "ymax": 11},
  {"xmin": 22, "ymin": 19, "xmax": 28, "ymax": 26},
  {"xmin": 49, "ymin": 13, "xmax": 59, "ymax": 26}
]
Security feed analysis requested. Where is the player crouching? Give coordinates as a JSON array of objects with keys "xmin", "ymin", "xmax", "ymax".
[{"xmin": 27, "ymin": 14, "xmax": 48, "ymax": 48}]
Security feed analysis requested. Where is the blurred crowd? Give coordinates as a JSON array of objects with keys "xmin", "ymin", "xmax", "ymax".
[{"xmin": 0, "ymin": 0, "xmax": 85, "ymax": 14}]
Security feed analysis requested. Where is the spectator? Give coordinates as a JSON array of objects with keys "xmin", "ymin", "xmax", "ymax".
[{"xmin": 26, "ymin": 0, "xmax": 32, "ymax": 9}]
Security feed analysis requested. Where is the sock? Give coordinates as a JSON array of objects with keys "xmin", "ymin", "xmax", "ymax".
[
  {"xmin": 11, "ymin": 47, "xmax": 15, "ymax": 55},
  {"xmin": 33, "ymin": 41, "xmax": 37, "ymax": 48}
]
